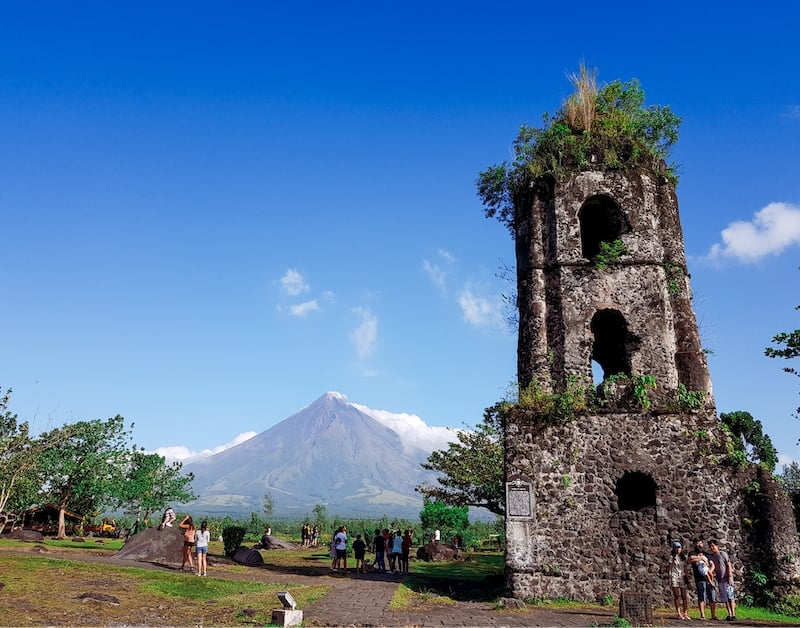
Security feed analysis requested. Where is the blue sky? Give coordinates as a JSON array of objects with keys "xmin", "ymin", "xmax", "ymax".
[{"xmin": 2, "ymin": 2, "xmax": 799, "ymax": 466}]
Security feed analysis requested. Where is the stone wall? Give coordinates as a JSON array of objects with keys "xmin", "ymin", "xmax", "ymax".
[{"xmin": 506, "ymin": 167, "xmax": 800, "ymax": 604}]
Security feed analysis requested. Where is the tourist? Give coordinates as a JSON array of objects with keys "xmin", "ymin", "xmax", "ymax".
[
  {"xmin": 311, "ymin": 524, "xmax": 319, "ymax": 547},
  {"xmin": 333, "ymin": 525, "xmax": 348, "ymax": 571},
  {"xmin": 688, "ymin": 538, "xmax": 716, "ymax": 619},
  {"xmin": 373, "ymin": 528, "xmax": 386, "ymax": 571},
  {"xmin": 391, "ymin": 530, "xmax": 403, "ymax": 573},
  {"xmin": 708, "ymin": 539, "xmax": 736, "ymax": 621},
  {"xmin": 353, "ymin": 534, "xmax": 367, "ymax": 573},
  {"xmin": 387, "ymin": 531, "xmax": 397, "ymax": 572},
  {"xmin": 179, "ymin": 515, "xmax": 196, "ymax": 572},
  {"xmin": 195, "ymin": 520, "xmax": 210, "ymax": 576},
  {"xmin": 159, "ymin": 506, "xmax": 176, "ymax": 530},
  {"xmin": 301, "ymin": 522, "xmax": 309, "ymax": 547},
  {"xmin": 669, "ymin": 541, "xmax": 690, "ymax": 620},
  {"xmin": 401, "ymin": 529, "xmax": 413, "ymax": 573}
]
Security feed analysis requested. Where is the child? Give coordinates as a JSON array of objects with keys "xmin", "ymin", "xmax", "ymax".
[
  {"xmin": 352, "ymin": 534, "xmax": 367, "ymax": 573},
  {"xmin": 696, "ymin": 551, "xmax": 717, "ymax": 588}
]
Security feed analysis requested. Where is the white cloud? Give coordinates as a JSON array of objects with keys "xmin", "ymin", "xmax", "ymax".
[
  {"xmin": 422, "ymin": 249, "xmax": 456, "ymax": 291},
  {"xmin": 457, "ymin": 286, "xmax": 502, "ymax": 328},
  {"xmin": 708, "ymin": 202, "xmax": 800, "ymax": 263},
  {"xmin": 353, "ymin": 402, "xmax": 458, "ymax": 453},
  {"xmin": 154, "ymin": 431, "xmax": 258, "ymax": 463},
  {"xmin": 289, "ymin": 300, "xmax": 320, "ymax": 317},
  {"xmin": 350, "ymin": 307, "xmax": 378, "ymax": 359},
  {"xmin": 280, "ymin": 268, "xmax": 309, "ymax": 296},
  {"xmin": 422, "ymin": 259, "xmax": 447, "ymax": 290}
]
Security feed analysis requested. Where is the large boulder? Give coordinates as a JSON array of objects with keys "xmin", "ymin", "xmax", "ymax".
[
  {"xmin": 254, "ymin": 535, "xmax": 298, "ymax": 550},
  {"xmin": 114, "ymin": 526, "xmax": 183, "ymax": 566},
  {"xmin": 233, "ymin": 546, "xmax": 264, "ymax": 566},
  {"xmin": 6, "ymin": 529, "xmax": 44, "ymax": 542},
  {"xmin": 416, "ymin": 540, "xmax": 459, "ymax": 562}
]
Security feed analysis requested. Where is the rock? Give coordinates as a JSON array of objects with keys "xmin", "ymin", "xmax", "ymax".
[
  {"xmin": 6, "ymin": 529, "xmax": 43, "ymax": 542},
  {"xmin": 254, "ymin": 535, "xmax": 298, "ymax": 550},
  {"xmin": 76, "ymin": 592, "xmax": 121, "ymax": 605},
  {"xmin": 114, "ymin": 525, "xmax": 183, "ymax": 566},
  {"xmin": 416, "ymin": 541, "xmax": 459, "ymax": 562}
]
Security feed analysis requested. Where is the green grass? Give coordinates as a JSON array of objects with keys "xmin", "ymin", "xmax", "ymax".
[{"xmin": 409, "ymin": 551, "xmax": 503, "ymax": 580}]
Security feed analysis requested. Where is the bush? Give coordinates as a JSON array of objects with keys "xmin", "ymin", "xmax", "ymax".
[{"xmin": 222, "ymin": 525, "xmax": 247, "ymax": 557}]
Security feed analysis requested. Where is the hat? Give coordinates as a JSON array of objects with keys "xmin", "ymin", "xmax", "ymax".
[{"xmin": 672, "ymin": 541, "xmax": 681, "ymax": 548}]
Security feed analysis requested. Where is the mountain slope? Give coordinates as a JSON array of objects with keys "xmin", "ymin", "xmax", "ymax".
[{"xmin": 183, "ymin": 392, "xmax": 439, "ymax": 517}]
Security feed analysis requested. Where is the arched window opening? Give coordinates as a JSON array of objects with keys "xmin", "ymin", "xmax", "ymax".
[
  {"xmin": 616, "ymin": 471, "xmax": 657, "ymax": 511},
  {"xmin": 591, "ymin": 309, "xmax": 638, "ymax": 380},
  {"xmin": 578, "ymin": 195, "xmax": 630, "ymax": 260}
]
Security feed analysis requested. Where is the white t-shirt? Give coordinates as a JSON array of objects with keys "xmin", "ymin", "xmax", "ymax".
[{"xmin": 334, "ymin": 531, "xmax": 347, "ymax": 551}]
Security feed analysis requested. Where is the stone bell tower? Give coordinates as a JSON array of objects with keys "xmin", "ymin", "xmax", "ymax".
[{"xmin": 504, "ymin": 167, "xmax": 800, "ymax": 603}]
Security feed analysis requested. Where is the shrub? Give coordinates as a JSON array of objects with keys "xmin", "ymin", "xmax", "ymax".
[{"xmin": 222, "ymin": 525, "xmax": 247, "ymax": 557}]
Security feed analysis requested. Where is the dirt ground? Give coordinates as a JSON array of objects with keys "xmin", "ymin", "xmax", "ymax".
[{"xmin": 0, "ymin": 541, "xmax": 794, "ymax": 627}]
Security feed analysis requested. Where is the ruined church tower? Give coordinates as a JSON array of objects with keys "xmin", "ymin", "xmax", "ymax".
[{"xmin": 504, "ymin": 166, "xmax": 800, "ymax": 602}]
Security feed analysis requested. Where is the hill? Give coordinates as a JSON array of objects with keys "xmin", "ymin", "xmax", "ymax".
[{"xmin": 182, "ymin": 392, "xmax": 446, "ymax": 518}]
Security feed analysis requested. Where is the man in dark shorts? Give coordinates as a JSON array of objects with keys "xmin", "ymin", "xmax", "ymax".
[
  {"xmin": 689, "ymin": 538, "xmax": 716, "ymax": 619},
  {"xmin": 333, "ymin": 525, "xmax": 348, "ymax": 572},
  {"xmin": 373, "ymin": 528, "xmax": 386, "ymax": 571}
]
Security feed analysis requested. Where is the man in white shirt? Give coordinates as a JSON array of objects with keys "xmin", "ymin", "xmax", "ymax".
[{"xmin": 333, "ymin": 526, "xmax": 348, "ymax": 571}]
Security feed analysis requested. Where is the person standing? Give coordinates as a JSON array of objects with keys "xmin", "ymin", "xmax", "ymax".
[
  {"xmin": 689, "ymin": 538, "xmax": 716, "ymax": 619},
  {"xmin": 669, "ymin": 541, "xmax": 690, "ymax": 620},
  {"xmin": 708, "ymin": 539, "xmax": 736, "ymax": 621},
  {"xmin": 373, "ymin": 528, "xmax": 386, "ymax": 572},
  {"xmin": 195, "ymin": 520, "xmax": 210, "ymax": 576},
  {"xmin": 391, "ymin": 530, "xmax": 403, "ymax": 573},
  {"xmin": 179, "ymin": 515, "xmax": 196, "ymax": 573},
  {"xmin": 352, "ymin": 534, "xmax": 367, "ymax": 573},
  {"xmin": 333, "ymin": 525, "xmax": 348, "ymax": 572},
  {"xmin": 401, "ymin": 529, "xmax": 413, "ymax": 573}
]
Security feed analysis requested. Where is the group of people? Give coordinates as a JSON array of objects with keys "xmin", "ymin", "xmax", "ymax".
[
  {"xmin": 328, "ymin": 526, "xmax": 415, "ymax": 574},
  {"xmin": 159, "ymin": 508, "xmax": 211, "ymax": 576},
  {"xmin": 300, "ymin": 522, "xmax": 320, "ymax": 547},
  {"xmin": 670, "ymin": 538, "xmax": 736, "ymax": 621}
]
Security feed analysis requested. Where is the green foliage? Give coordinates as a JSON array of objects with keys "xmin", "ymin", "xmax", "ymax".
[
  {"xmin": 417, "ymin": 403, "xmax": 505, "ymax": 516},
  {"xmin": 37, "ymin": 415, "xmax": 132, "ymax": 538},
  {"xmin": 765, "ymin": 293, "xmax": 800, "ymax": 422},
  {"xmin": 779, "ymin": 462, "xmax": 800, "ymax": 532},
  {"xmin": 477, "ymin": 70, "xmax": 682, "ymax": 233},
  {"xmin": 0, "ymin": 387, "xmax": 36, "ymax": 516},
  {"xmin": 631, "ymin": 374, "xmax": 657, "ymax": 410},
  {"xmin": 719, "ymin": 410, "xmax": 778, "ymax": 471},
  {"xmin": 593, "ymin": 239, "xmax": 628, "ymax": 270},
  {"xmin": 516, "ymin": 376, "xmax": 593, "ymax": 422},
  {"xmin": 675, "ymin": 383, "xmax": 706, "ymax": 411},
  {"xmin": 311, "ymin": 503, "xmax": 329, "ymax": 533},
  {"xmin": 262, "ymin": 492, "xmax": 274, "ymax": 520},
  {"xmin": 419, "ymin": 500, "xmax": 469, "ymax": 544},
  {"xmin": 663, "ymin": 261, "xmax": 685, "ymax": 297},
  {"xmin": 221, "ymin": 525, "xmax": 246, "ymax": 557},
  {"xmin": 113, "ymin": 449, "xmax": 195, "ymax": 529}
]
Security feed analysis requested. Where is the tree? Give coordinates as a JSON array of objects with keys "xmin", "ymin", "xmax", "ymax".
[
  {"xmin": 0, "ymin": 387, "xmax": 62, "ymax": 530},
  {"xmin": 419, "ymin": 500, "xmax": 469, "ymax": 543},
  {"xmin": 416, "ymin": 402, "xmax": 505, "ymax": 516},
  {"xmin": 477, "ymin": 65, "xmax": 681, "ymax": 235},
  {"xmin": 312, "ymin": 503, "xmax": 328, "ymax": 533},
  {"xmin": 38, "ymin": 415, "xmax": 131, "ymax": 539},
  {"xmin": 262, "ymin": 491, "xmax": 274, "ymax": 520},
  {"xmin": 765, "ymin": 301, "xmax": 800, "ymax": 421},
  {"xmin": 719, "ymin": 411, "xmax": 779, "ymax": 471},
  {"xmin": 114, "ymin": 449, "xmax": 195, "ymax": 533},
  {"xmin": 779, "ymin": 462, "xmax": 800, "ymax": 531}
]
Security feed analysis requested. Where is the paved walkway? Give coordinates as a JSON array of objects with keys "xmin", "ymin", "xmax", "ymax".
[{"xmin": 302, "ymin": 569, "xmax": 618, "ymax": 627}]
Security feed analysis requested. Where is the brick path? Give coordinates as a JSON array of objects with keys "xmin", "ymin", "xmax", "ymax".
[{"xmin": 302, "ymin": 569, "xmax": 619, "ymax": 627}]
